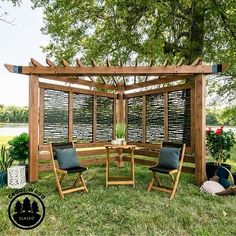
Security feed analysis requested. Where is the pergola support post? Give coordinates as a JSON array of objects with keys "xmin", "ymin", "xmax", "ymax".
[
  {"xmin": 29, "ymin": 75, "xmax": 39, "ymax": 182},
  {"xmin": 194, "ymin": 74, "xmax": 206, "ymax": 185}
]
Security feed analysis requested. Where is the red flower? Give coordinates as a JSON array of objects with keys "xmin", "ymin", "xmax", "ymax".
[{"xmin": 215, "ymin": 128, "xmax": 222, "ymax": 135}]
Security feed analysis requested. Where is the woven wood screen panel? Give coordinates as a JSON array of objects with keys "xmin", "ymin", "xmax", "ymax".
[
  {"xmin": 96, "ymin": 96, "xmax": 114, "ymax": 142},
  {"xmin": 43, "ymin": 89, "xmax": 69, "ymax": 144},
  {"xmin": 127, "ymin": 97, "xmax": 142, "ymax": 142},
  {"xmin": 73, "ymin": 93, "xmax": 93, "ymax": 143},
  {"xmin": 146, "ymin": 93, "xmax": 165, "ymax": 143},
  {"xmin": 168, "ymin": 89, "xmax": 191, "ymax": 146}
]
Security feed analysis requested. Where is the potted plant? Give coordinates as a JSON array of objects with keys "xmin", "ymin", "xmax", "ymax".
[
  {"xmin": 206, "ymin": 126, "xmax": 235, "ymax": 179},
  {"xmin": 0, "ymin": 145, "xmax": 14, "ymax": 187},
  {"xmin": 115, "ymin": 122, "xmax": 126, "ymax": 145},
  {"xmin": 8, "ymin": 133, "xmax": 29, "ymax": 165}
]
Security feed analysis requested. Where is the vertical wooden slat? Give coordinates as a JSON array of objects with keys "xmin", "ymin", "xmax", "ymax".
[
  {"xmin": 39, "ymin": 88, "xmax": 44, "ymax": 145},
  {"xmin": 113, "ymin": 98, "xmax": 116, "ymax": 140},
  {"xmin": 116, "ymin": 90, "xmax": 125, "ymax": 123},
  {"xmin": 194, "ymin": 74, "xmax": 206, "ymax": 185},
  {"xmin": 125, "ymin": 98, "xmax": 128, "ymax": 140},
  {"xmin": 93, "ymin": 95, "xmax": 97, "ymax": 143},
  {"xmin": 68, "ymin": 92, "xmax": 73, "ymax": 142},
  {"xmin": 191, "ymin": 87, "xmax": 195, "ymax": 152},
  {"xmin": 164, "ymin": 92, "xmax": 169, "ymax": 142},
  {"xmin": 142, "ymin": 95, "xmax": 146, "ymax": 143},
  {"xmin": 29, "ymin": 75, "xmax": 39, "ymax": 182}
]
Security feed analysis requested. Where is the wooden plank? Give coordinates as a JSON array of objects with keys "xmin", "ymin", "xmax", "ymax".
[
  {"xmin": 176, "ymin": 57, "xmax": 185, "ymax": 66},
  {"xmin": 39, "ymin": 88, "xmax": 44, "ymax": 145},
  {"xmin": 4, "ymin": 64, "xmax": 223, "ymax": 76},
  {"xmin": 124, "ymin": 76, "xmax": 189, "ymax": 91},
  {"xmin": 113, "ymin": 98, "xmax": 116, "ymax": 140},
  {"xmin": 62, "ymin": 59, "xmax": 70, "ymax": 67},
  {"xmin": 191, "ymin": 57, "xmax": 202, "ymax": 66},
  {"xmin": 29, "ymin": 75, "xmax": 39, "ymax": 182},
  {"xmin": 31, "ymin": 58, "xmax": 43, "ymax": 67},
  {"xmin": 40, "ymin": 75, "xmax": 120, "ymax": 91},
  {"xmin": 45, "ymin": 58, "xmax": 56, "ymax": 67},
  {"xmin": 68, "ymin": 92, "xmax": 73, "ymax": 142},
  {"xmin": 76, "ymin": 58, "xmax": 84, "ymax": 67},
  {"xmin": 164, "ymin": 92, "xmax": 168, "ymax": 142},
  {"xmin": 142, "ymin": 95, "xmax": 146, "ymax": 143},
  {"xmin": 39, "ymin": 142, "xmax": 111, "ymax": 151},
  {"xmin": 39, "ymin": 82, "xmax": 117, "ymax": 98},
  {"xmin": 125, "ymin": 83, "xmax": 193, "ymax": 98},
  {"xmin": 194, "ymin": 74, "xmax": 206, "ymax": 185},
  {"xmin": 93, "ymin": 96, "xmax": 97, "ymax": 143}
]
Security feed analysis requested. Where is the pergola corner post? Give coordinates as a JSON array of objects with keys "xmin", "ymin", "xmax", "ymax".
[
  {"xmin": 29, "ymin": 75, "xmax": 39, "ymax": 182},
  {"xmin": 194, "ymin": 74, "xmax": 206, "ymax": 185}
]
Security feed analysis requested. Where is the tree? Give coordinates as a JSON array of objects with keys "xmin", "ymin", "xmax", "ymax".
[
  {"xmin": 0, "ymin": 0, "xmax": 21, "ymax": 24},
  {"xmin": 31, "ymin": 0, "xmax": 236, "ymax": 100}
]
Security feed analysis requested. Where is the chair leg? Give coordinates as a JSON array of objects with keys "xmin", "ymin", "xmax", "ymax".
[
  {"xmin": 73, "ymin": 174, "xmax": 81, "ymax": 187},
  {"xmin": 170, "ymin": 173, "xmax": 181, "ymax": 200},
  {"xmin": 55, "ymin": 173, "xmax": 64, "ymax": 198},
  {"xmin": 147, "ymin": 177, "xmax": 154, "ymax": 192},
  {"xmin": 80, "ymin": 174, "xmax": 88, "ymax": 192}
]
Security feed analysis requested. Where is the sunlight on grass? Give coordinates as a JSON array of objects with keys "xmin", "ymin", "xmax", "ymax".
[{"xmin": 0, "ymin": 136, "xmax": 13, "ymax": 145}]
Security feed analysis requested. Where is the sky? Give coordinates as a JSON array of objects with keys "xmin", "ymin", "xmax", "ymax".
[{"xmin": 0, "ymin": 1, "xmax": 48, "ymax": 106}]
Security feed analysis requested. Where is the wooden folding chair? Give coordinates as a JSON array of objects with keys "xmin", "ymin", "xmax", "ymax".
[
  {"xmin": 49, "ymin": 142, "xmax": 88, "ymax": 198},
  {"xmin": 147, "ymin": 142, "xmax": 186, "ymax": 200}
]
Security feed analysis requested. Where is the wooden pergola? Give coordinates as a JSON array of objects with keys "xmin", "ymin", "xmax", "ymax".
[{"xmin": 5, "ymin": 58, "xmax": 227, "ymax": 185}]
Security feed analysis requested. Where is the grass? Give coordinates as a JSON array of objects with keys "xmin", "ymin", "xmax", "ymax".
[
  {"xmin": 0, "ymin": 136, "xmax": 13, "ymax": 146},
  {"xmin": 1, "ymin": 136, "xmax": 236, "ymax": 235},
  {"xmin": 1, "ymin": 164, "xmax": 236, "ymax": 235}
]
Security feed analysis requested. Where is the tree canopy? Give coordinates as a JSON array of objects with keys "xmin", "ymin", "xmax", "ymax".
[{"xmin": 31, "ymin": 0, "xmax": 236, "ymax": 100}]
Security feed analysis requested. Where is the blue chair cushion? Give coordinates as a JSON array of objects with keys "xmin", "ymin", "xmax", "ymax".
[
  {"xmin": 218, "ymin": 177, "xmax": 231, "ymax": 189},
  {"xmin": 158, "ymin": 147, "xmax": 180, "ymax": 169},
  {"xmin": 55, "ymin": 147, "xmax": 80, "ymax": 169}
]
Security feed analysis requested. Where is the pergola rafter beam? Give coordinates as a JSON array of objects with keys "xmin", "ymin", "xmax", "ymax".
[
  {"xmin": 4, "ymin": 64, "xmax": 225, "ymax": 76},
  {"xmin": 125, "ymin": 75, "xmax": 190, "ymax": 91},
  {"xmin": 92, "ymin": 58, "xmax": 106, "ymax": 84},
  {"xmin": 119, "ymin": 59, "xmax": 126, "ymax": 86},
  {"xmin": 145, "ymin": 59, "xmax": 155, "ymax": 82},
  {"xmin": 40, "ymin": 75, "xmax": 122, "ymax": 91},
  {"xmin": 46, "ymin": 58, "xmax": 56, "ymax": 67},
  {"xmin": 106, "ymin": 59, "xmax": 118, "ymax": 86},
  {"xmin": 31, "ymin": 58, "xmax": 43, "ymax": 67}
]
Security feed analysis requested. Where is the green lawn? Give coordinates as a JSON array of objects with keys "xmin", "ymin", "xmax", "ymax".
[
  {"xmin": 1, "ymin": 136, "xmax": 236, "ymax": 235},
  {"xmin": 0, "ymin": 165, "xmax": 236, "ymax": 235}
]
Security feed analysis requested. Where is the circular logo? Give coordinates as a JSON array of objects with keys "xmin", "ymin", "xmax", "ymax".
[{"xmin": 8, "ymin": 193, "xmax": 45, "ymax": 230}]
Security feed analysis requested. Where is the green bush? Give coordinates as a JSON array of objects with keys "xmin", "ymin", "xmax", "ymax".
[
  {"xmin": 0, "ymin": 145, "xmax": 14, "ymax": 173},
  {"xmin": 206, "ymin": 126, "xmax": 236, "ymax": 163},
  {"xmin": 8, "ymin": 133, "xmax": 29, "ymax": 165}
]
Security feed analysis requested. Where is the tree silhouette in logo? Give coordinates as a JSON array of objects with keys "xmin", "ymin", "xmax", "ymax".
[{"xmin": 12, "ymin": 197, "xmax": 41, "ymax": 227}]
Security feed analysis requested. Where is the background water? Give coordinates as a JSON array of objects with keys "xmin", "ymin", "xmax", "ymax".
[
  {"xmin": 0, "ymin": 123, "xmax": 28, "ymax": 136},
  {"xmin": 0, "ymin": 123, "xmax": 235, "ymax": 137}
]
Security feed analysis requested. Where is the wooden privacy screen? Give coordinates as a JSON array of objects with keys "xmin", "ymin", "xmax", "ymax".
[
  {"xmin": 41, "ymin": 88, "xmax": 114, "ymax": 144},
  {"xmin": 44, "ymin": 89, "xmax": 69, "ymax": 143},
  {"xmin": 127, "ymin": 89, "xmax": 191, "ymax": 146},
  {"xmin": 73, "ymin": 93, "xmax": 93, "ymax": 143}
]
